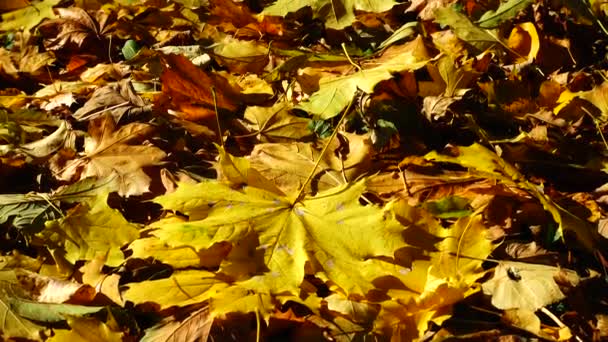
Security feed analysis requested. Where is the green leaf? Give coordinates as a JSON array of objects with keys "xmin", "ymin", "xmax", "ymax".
[
  {"xmin": 477, "ymin": 0, "xmax": 535, "ymax": 28},
  {"xmin": 0, "ymin": 177, "xmax": 114, "ymax": 233},
  {"xmin": 8, "ymin": 297, "xmax": 104, "ymax": 323},
  {"xmin": 434, "ymin": 6, "xmax": 501, "ymax": 52},
  {"xmin": 121, "ymin": 40, "xmax": 140, "ymax": 60},
  {"xmin": 423, "ymin": 196, "xmax": 472, "ymax": 219},
  {"xmin": 308, "ymin": 119, "xmax": 333, "ymax": 138},
  {"xmin": 0, "ymin": 193, "xmax": 61, "ymax": 232},
  {"xmin": 378, "ymin": 22, "xmax": 418, "ymax": 49},
  {"xmin": 0, "ymin": 281, "xmax": 43, "ymax": 340}
]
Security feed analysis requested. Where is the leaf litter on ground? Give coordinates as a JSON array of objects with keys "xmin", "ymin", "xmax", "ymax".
[{"xmin": 0, "ymin": 0, "xmax": 607, "ymax": 340}]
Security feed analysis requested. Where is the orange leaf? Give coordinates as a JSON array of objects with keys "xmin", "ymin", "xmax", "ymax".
[{"xmin": 159, "ymin": 54, "xmax": 241, "ymax": 121}]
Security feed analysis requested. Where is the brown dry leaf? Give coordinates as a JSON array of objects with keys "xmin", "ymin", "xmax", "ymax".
[
  {"xmin": 0, "ymin": 33, "xmax": 55, "ymax": 76},
  {"xmin": 504, "ymin": 241, "xmax": 552, "ymax": 259},
  {"xmin": 407, "ymin": 0, "xmax": 459, "ymax": 21},
  {"xmin": 159, "ymin": 53, "xmax": 241, "ymax": 121},
  {"xmin": 248, "ymin": 132, "xmax": 372, "ymax": 194},
  {"xmin": 141, "ymin": 306, "xmax": 213, "ymax": 342},
  {"xmin": 79, "ymin": 63, "xmax": 131, "ymax": 83},
  {"xmin": 72, "ymin": 79, "xmax": 151, "ymax": 122},
  {"xmin": 242, "ymin": 102, "xmax": 313, "ymax": 142},
  {"xmin": 15, "ymin": 269, "xmax": 95, "ymax": 304},
  {"xmin": 54, "ymin": 115, "xmax": 166, "ymax": 197},
  {"xmin": 366, "ymin": 169, "xmax": 494, "ymax": 205},
  {"xmin": 37, "ymin": 7, "xmax": 111, "ymax": 51},
  {"xmin": 597, "ymin": 314, "xmax": 608, "ymax": 338}
]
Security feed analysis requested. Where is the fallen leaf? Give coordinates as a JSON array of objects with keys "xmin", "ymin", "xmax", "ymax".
[
  {"xmin": 159, "ymin": 53, "xmax": 241, "ymax": 122},
  {"xmin": 297, "ymin": 37, "xmax": 430, "ymax": 119},
  {"xmin": 151, "ymin": 178, "xmax": 410, "ymax": 295},
  {"xmin": 37, "ymin": 7, "xmax": 110, "ymax": 52},
  {"xmin": 261, "ymin": 0, "xmax": 397, "ymax": 29},
  {"xmin": 56, "ymin": 115, "xmax": 166, "ymax": 197},
  {"xmin": 242, "ymin": 102, "xmax": 313, "ymax": 142},
  {"xmin": 434, "ymin": 6, "xmax": 501, "ymax": 52},
  {"xmin": 72, "ymin": 79, "xmax": 151, "ymax": 122},
  {"xmin": 0, "ymin": 0, "xmax": 59, "ymax": 32},
  {"xmin": 49, "ymin": 316, "xmax": 123, "ymax": 342},
  {"xmin": 476, "ymin": 0, "xmax": 534, "ymax": 28},
  {"xmin": 481, "ymin": 261, "xmax": 577, "ymax": 311},
  {"xmin": 40, "ymin": 192, "xmax": 140, "ymax": 266},
  {"xmin": 248, "ymin": 133, "xmax": 372, "ymax": 194},
  {"xmin": 141, "ymin": 305, "xmax": 213, "ymax": 342}
]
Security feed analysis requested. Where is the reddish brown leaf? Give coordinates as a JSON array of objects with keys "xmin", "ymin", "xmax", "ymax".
[{"xmin": 159, "ymin": 53, "xmax": 241, "ymax": 121}]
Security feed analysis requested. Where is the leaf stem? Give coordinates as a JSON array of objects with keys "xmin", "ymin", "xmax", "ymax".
[
  {"xmin": 292, "ymin": 98, "xmax": 355, "ymax": 203},
  {"xmin": 211, "ymin": 86, "xmax": 223, "ymax": 148}
]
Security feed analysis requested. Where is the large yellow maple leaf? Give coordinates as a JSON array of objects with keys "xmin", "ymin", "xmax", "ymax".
[{"xmin": 150, "ymin": 179, "xmax": 410, "ymax": 296}]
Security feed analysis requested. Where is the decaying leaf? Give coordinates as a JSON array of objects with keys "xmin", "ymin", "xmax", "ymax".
[{"xmin": 141, "ymin": 305, "xmax": 213, "ymax": 342}]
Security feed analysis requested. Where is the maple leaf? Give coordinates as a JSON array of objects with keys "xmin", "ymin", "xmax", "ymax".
[
  {"xmin": 37, "ymin": 7, "xmax": 112, "ymax": 51},
  {"xmin": 55, "ymin": 115, "xmax": 166, "ymax": 197},
  {"xmin": 297, "ymin": 37, "xmax": 430, "ymax": 119},
  {"xmin": 248, "ymin": 133, "xmax": 372, "ymax": 194},
  {"xmin": 158, "ymin": 53, "xmax": 241, "ymax": 122},
  {"xmin": 149, "ymin": 179, "xmax": 409, "ymax": 296},
  {"xmin": 242, "ymin": 102, "xmax": 313, "ymax": 142},
  {"xmin": 40, "ymin": 192, "xmax": 139, "ymax": 266},
  {"xmin": 0, "ymin": 0, "xmax": 60, "ymax": 32},
  {"xmin": 262, "ymin": 0, "xmax": 396, "ymax": 29},
  {"xmin": 72, "ymin": 79, "xmax": 151, "ymax": 122}
]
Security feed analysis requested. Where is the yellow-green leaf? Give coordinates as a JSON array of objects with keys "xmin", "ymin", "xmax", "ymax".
[
  {"xmin": 0, "ymin": 0, "xmax": 59, "ymax": 32},
  {"xmin": 297, "ymin": 38, "xmax": 430, "ymax": 119}
]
